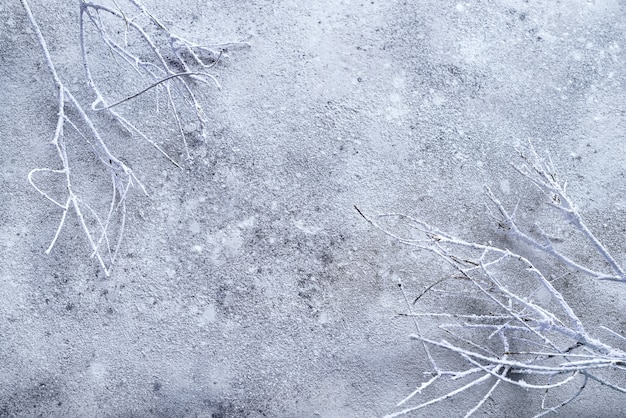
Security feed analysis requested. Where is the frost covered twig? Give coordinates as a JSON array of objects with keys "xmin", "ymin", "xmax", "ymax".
[
  {"xmin": 494, "ymin": 142, "xmax": 626, "ymax": 282},
  {"xmin": 22, "ymin": 0, "xmax": 247, "ymax": 276},
  {"xmin": 79, "ymin": 0, "xmax": 249, "ymax": 160},
  {"xmin": 22, "ymin": 0, "xmax": 145, "ymax": 276},
  {"xmin": 359, "ymin": 146, "xmax": 626, "ymax": 417}
]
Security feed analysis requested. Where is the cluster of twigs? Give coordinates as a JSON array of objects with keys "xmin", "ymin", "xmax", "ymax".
[
  {"xmin": 21, "ymin": 0, "xmax": 247, "ymax": 275},
  {"xmin": 360, "ymin": 144, "xmax": 626, "ymax": 417}
]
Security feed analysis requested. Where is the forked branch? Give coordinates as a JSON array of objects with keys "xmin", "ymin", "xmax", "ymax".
[
  {"xmin": 360, "ymin": 145, "xmax": 626, "ymax": 417},
  {"xmin": 22, "ymin": 0, "xmax": 246, "ymax": 276}
]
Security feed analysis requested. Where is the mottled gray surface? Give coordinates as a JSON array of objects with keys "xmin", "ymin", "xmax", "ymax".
[{"xmin": 2, "ymin": 0, "xmax": 626, "ymax": 416}]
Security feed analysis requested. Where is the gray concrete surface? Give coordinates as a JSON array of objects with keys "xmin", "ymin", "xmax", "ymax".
[{"xmin": 2, "ymin": 0, "xmax": 626, "ymax": 416}]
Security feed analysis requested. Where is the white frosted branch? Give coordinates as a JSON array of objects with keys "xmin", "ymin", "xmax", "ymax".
[
  {"xmin": 364, "ymin": 145, "xmax": 626, "ymax": 417},
  {"xmin": 384, "ymin": 372, "xmax": 494, "ymax": 418},
  {"xmin": 21, "ymin": 0, "xmax": 148, "ymax": 276}
]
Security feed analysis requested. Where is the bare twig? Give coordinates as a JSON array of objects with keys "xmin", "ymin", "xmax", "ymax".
[
  {"xmin": 22, "ymin": 0, "xmax": 245, "ymax": 276},
  {"xmin": 362, "ymin": 145, "xmax": 626, "ymax": 416}
]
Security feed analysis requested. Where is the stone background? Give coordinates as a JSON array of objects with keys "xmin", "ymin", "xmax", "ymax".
[{"xmin": 2, "ymin": 0, "xmax": 626, "ymax": 416}]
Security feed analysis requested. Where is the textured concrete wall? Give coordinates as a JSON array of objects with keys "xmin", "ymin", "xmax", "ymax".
[{"xmin": 2, "ymin": 1, "xmax": 626, "ymax": 416}]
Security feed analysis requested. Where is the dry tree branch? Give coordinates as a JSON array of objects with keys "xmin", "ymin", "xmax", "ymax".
[
  {"xmin": 21, "ymin": 0, "xmax": 247, "ymax": 276},
  {"xmin": 359, "ymin": 145, "xmax": 626, "ymax": 417},
  {"xmin": 22, "ymin": 0, "xmax": 145, "ymax": 276},
  {"xmin": 79, "ymin": 0, "xmax": 249, "ymax": 160}
]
